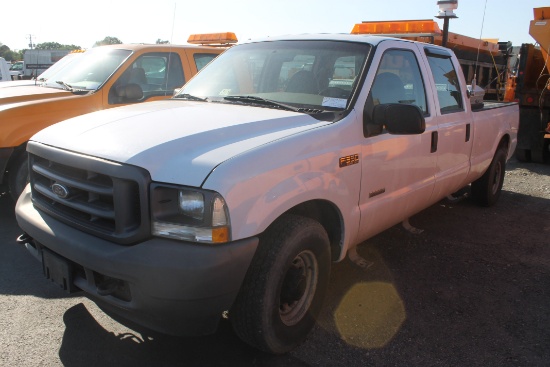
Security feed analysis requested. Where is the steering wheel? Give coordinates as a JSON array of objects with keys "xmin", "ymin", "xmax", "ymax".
[{"xmin": 318, "ymin": 87, "xmax": 350, "ymax": 98}]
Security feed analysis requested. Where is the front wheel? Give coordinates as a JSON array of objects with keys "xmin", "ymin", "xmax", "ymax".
[
  {"xmin": 8, "ymin": 153, "xmax": 29, "ymax": 201},
  {"xmin": 471, "ymin": 148, "xmax": 507, "ymax": 207},
  {"xmin": 230, "ymin": 214, "xmax": 331, "ymax": 354}
]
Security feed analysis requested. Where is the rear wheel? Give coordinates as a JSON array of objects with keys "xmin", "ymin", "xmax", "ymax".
[
  {"xmin": 230, "ymin": 214, "xmax": 331, "ymax": 354},
  {"xmin": 515, "ymin": 148, "xmax": 530, "ymax": 162},
  {"xmin": 8, "ymin": 153, "xmax": 29, "ymax": 201},
  {"xmin": 471, "ymin": 148, "xmax": 507, "ymax": 207}
]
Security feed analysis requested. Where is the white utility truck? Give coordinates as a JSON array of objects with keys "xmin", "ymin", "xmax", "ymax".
[{"xmin": 16, "ymin": 34, "xmax": 519, "ymax": 354}]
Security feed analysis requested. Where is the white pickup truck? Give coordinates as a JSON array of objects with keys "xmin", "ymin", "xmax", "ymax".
[{"xmin": 16, "ymin": 34, "xmax": 519, "ymax": 354}]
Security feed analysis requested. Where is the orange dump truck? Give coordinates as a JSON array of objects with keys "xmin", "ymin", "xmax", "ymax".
[
  {"xmin": 352, "ymin": 10, "xmax": 550, "ymax": 163},
  {"xmin": 509, "ymin": 7, "xmax": 550, "ymax": 162},
  {"xmin": 351, "ymin": 19, "xmax": 510, "ymax": 101},
  {"xmin": 0, "ymin": 33, "xmax": 236, "ymax": 199}
]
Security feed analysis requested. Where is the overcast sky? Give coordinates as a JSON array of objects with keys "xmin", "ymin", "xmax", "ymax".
[{"xmin": 1, "ymin": 0, "xmax": 547, "ymax": 51}]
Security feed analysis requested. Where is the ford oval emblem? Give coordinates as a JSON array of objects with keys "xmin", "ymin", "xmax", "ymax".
[{"xmin": 51, "ymin": 183, "xmax": 70, "ymax": 199}]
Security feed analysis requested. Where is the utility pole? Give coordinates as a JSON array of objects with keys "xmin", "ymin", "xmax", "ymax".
[{"xmin": 26, "ymin": 34, "xmax": 36, "ymax": 49}]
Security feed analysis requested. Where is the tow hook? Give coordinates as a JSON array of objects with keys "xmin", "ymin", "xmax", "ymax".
[
  {"xmin": 16, "ymin": 233, "xmax": 32, "ymax": 246},
  {"xmin": 97, "ymin": 278, "xmax": 123, "ymax": 296}
]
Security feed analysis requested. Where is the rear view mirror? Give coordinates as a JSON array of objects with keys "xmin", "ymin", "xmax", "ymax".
[{"xmin": 372, "ymin": 103, "xmax": 425, "ymax": 135}]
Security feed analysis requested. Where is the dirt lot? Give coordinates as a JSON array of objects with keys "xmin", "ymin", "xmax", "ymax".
[{"xmin": 0, "ymin": 158, "xmax": 548, "ymax": 366}]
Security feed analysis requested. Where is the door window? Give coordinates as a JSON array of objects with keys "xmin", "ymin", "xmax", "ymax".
[
  {"xmin": 426, "ymin": 54, "xmax": 464, "ymax": 113},
  {"xmin": 109, "ymin": 52, "xmax": 185, "ymax": 104},
  {"xmin": 194, "ymin": 53, "xmax": 219, "ymax": 71},
  {"xmin": 371, "ymin": 49, "xmax": 428, "ymax": 113}
]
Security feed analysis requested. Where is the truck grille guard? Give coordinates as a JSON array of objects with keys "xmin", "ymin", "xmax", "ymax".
[{"xmin": 27, "ymin": 142, "xmax": 151, "ymax": 245}]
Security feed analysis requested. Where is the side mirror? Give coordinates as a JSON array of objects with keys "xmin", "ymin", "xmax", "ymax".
[
  {"xmin": 115, "ymin": 83, "xmax": 143, "ymax": 101},
  {"xmin": 371, "ymin": 103, "xmax": 425, "ymax": 135}
]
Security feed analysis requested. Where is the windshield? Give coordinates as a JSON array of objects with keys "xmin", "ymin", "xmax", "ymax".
[
  {"xmin": 36, "ymin": 52, "xmax": 83, "ymax": 82},
  {"xmin": 10, "ymin": 62, "xmax": 23, "ymax": 71},
  {"xmin": 176, "ymin": 40, "xmax": 371, "ymax": 111},
  {"xmin": 43, "ymin": 48, "xmax": 132, "ymax": 91}
]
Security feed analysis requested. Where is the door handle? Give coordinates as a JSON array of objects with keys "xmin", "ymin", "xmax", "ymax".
[
  {"xmin": 466, "ymin": 123, "xmax": 471, "ymax": 142},
  {"xmin": 431, "ymin": 131, "xmax": 438, "ymax": 153}
]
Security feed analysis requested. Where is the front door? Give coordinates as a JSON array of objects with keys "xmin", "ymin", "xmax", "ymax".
[{"xmin": 356, "ymin": 42, "xmax": 438, "ymax": 243}]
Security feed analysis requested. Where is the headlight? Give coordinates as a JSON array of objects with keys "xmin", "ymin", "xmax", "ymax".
[{"xmin": 150, "ymin": 184, "xmax": 230, "ymax": 243}]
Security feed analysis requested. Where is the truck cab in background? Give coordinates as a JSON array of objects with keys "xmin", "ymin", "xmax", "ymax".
[
  {"xmin": 509, "ymin": 7, "xmax": 550, "ymax": 163},
  {"xmin": 351, "ymin": 8, "xmax": 550, "ymax": 163},
  {"xmin": 0, "ymin": 33, "xmax": 236, "ymax": 199},
  {"xmin": 8, "ymin": 61, "xmax": 24, "ymax": 80}
]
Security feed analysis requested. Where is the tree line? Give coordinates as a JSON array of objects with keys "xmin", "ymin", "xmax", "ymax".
[{"xmin": 0, "ymin": 37, "xmax": 170, "ymax": 61}]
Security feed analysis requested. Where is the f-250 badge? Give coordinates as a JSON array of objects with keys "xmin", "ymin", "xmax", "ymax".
[{"xmin": 339, "ymin": 154, "xmax": 359, "ymax": 167}]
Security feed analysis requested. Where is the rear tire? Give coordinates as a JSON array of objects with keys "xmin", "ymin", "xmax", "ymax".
[
  {"xmin": 471, "ymin": 148, "xmax": 507, "ymax": 207},
  {"xmin": 8, "ymin": 153, "xmax": 29, "ymax": 201},
  {"xmin": 230, "ymin": 214, "xmax": 331, "ymax": 354},
  {"xmin": 515, "ymin": 148, "xmax": 530, "ymax": 162}
]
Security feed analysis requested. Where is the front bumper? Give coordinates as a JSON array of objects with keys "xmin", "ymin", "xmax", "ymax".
[{"xmin": 15, "ymin": 186, "xmax": 258, "ymax": 336}]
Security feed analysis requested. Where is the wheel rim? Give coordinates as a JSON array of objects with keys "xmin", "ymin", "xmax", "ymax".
[
  {"xmin": 491, "ymin": 160, "xmax": 502, "ymax": 194},
  {"xmin": 279, "ymin": 250, "xmax": 318, "ymax": 326}
]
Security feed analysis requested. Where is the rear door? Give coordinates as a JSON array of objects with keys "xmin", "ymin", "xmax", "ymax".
[{"xmin": 421, "ymin": 46, "xmax": 473, "ymax": 199}]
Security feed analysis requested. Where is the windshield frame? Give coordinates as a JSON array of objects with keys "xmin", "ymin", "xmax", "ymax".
[{"xmin": 175, "ymin": 39, "xmax": 373, "ymax": 113}]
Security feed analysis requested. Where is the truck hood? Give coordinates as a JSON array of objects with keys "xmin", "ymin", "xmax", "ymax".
[
  {"xmin": 32, "ymin": 100, "xmax": 332, "ymax": 187},
  {"xmin": 0, "ymin": 85, "xmax": 71, "ymax": 105},
  {"xmin": 0, "ymin": 80, "xmax": 43, "ymax": 89}
]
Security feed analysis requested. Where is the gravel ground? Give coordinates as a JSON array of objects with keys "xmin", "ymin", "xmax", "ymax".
[{"xmin": 0, "ymin": 158, "xmax": 548, "ymax": 366}]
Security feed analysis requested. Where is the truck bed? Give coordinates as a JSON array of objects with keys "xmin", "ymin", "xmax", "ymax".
[{"xmin": 475, "ymin": 101, "xmax": 518, "ymax": 111}]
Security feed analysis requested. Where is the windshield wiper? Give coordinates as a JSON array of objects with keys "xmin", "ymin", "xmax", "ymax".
[
  {"xmin": 55, "ymin": 81, "xmax": 89, "ymax": 94},
  {"xmin": 173, "ymin": 93, "xmax": 208, "ymax": 102},
  {"xmin": 223, "ymin": 95, "xmax": 304, "ymax": 112},
  {"xmin": 223, "ymin": 95, "xmax": 327, "ymax": 114}
]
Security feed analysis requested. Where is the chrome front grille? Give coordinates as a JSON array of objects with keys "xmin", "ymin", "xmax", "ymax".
[{"xmin": 27, "ymin": 142, "xmax": 151, "ymax": 245}]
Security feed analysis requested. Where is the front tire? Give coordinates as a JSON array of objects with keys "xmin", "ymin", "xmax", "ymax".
[
  {"xmin": 8, "ymin": 153, "xmax": 29, "ymax": 201},
  {"xmin": 471, "ymin": 148, "xmax": 507, "ymax": 207},
  {"xmin": 230, "ymin": 214, "xmax": 331, "ymax": 354}
]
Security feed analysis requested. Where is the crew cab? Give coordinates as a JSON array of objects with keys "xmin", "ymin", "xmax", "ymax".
[
  {"xmin": 1, "ymin": 35, "xmax": 236, "ymax": 199},
  {"xmin": 15, "ymin": 34, "xmax": 519, "ymax": 354}
]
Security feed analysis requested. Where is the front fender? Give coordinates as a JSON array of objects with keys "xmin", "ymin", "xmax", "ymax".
[
  {"xmin": 0, "ymin": 93, "xmax": 101, "ymax": 148},
  {"xmin": 202, "ymin": 112, "xmax": 363, "ymax": 257}
]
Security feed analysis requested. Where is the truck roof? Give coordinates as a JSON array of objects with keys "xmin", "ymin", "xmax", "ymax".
[
  {"xmin": 241, "ymin": 33, "xmax": 413, "ymax": 46},
  {"xmin": 95, "ymin": 43, "xmax": 232, "ymax": 52}
]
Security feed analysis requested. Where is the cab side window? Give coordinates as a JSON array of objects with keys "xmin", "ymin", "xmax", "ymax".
[
  {"xmin": 426, "ymin": 53, "xmax": 464, "ymax": 113},
  {"xmin": 371, "ymin": 49, "xmax": 428, "ymax": 113},
  {"xmin": 194, "ymin": 53, "xmax": 218, "ymax": 71},
  {"xmin": 109, "ymin": 52, "xmax": 185, "ymax": 104},
  {"xmin": 365, "ymin": 49, "xmax": 427, "ymax": 137}
]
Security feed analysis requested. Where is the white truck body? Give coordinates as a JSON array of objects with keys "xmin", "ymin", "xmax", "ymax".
[
  {"xmin": 0, "ymin": 57, "xmax": 12, "ymax": 82},
  {"xmin": 16, "ymin": 34, "xmax": 519, "ymax": 354},
  {"xmin": 15, "ymin": 49, "xmax": 71, "ymax": 79},
  {"xmin": 0, "ymin": 52, "xmax": 84, "ymax": 88}
]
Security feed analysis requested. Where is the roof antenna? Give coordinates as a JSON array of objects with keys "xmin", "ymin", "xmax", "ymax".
[
  {"xmin": 169, "ymin": 2, "xmax": 176, "ymax": 45},
  {"xmin": 164, "ymin": 2, "xmax": 177, "ymax": 93}
]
